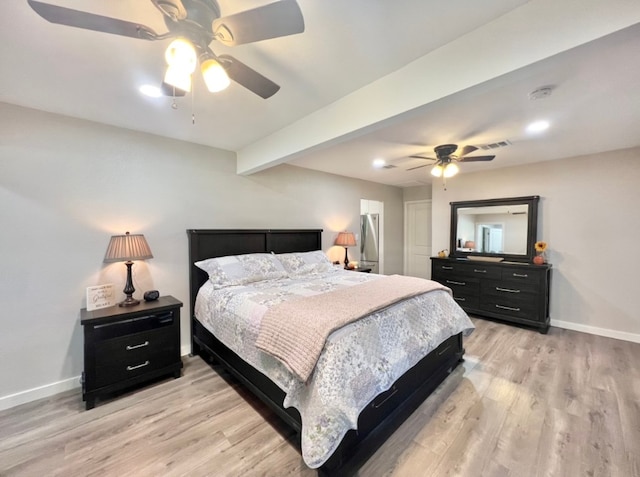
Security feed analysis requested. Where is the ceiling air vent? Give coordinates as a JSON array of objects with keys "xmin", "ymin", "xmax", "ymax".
[
  {"xmin": 479, "ymin": 140, "xmax": 512, "ymax": 150},
  {"xmin": 382, "ymin": 164, "xmax": 397, "ymax": 169}
]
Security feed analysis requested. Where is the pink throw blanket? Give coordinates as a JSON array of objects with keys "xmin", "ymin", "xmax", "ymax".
[{"xmin": 255, "ymin": 275, "xmax": 450, "ymax": 382}]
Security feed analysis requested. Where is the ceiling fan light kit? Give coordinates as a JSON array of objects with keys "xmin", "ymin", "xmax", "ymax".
[
  {"xmin": 27, "ymin": 0, "xmax": 305, "ymax": 99},
  {"xmin": 201, "ymin": 57, "xmax": 230, "ymax": 92},
  {"xmin": 431, "ymin": 161, "xmax": 459, "ymax": 178}
]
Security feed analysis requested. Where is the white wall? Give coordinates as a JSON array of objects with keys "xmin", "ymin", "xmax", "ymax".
[
  {"xmin": 0, "ymin": 103, "xmax": 403, "ymax": 408},
  {"xmin": 432, "ymin": 147, "xmax": 640, "ymax": 341}
]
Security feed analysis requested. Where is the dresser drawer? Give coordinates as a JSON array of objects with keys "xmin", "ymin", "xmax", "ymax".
[
  {"xmin": 481, "ymin": 279, "xmax": 539, "ymax": 298},
  {"xmin": 433, "ymin": 261, "xmax": 500, "ymax": 280},
  {"xmin": 450, "ymin": 293, "xmax": 479, "ymax": 310},
  {"xmin": 461, "ymin": 263, "xmax": 501, "ymax": 280},
  {"xmin": 501, "ymin": 268, "xmax": 542, "ymax": 285},
  {"xmin": 440, "ymin": 277, "xmax": 479, "ymax": 295},
  {"xmin": 480, "ymin": 297, "xmax": 541, "ymax": 322}
]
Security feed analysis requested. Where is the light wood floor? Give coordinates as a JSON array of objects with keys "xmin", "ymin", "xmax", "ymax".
[{"xmin": 1, "ymin": 318, "xmax": 639, "ymax": 477}]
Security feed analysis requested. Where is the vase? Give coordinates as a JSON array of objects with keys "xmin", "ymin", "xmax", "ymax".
[{"xmin": 533, "ymin": 253, "xmax": 545, "ymax": 265}]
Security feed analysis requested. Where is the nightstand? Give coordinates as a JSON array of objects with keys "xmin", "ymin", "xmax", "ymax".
[
  {"xmin": 80, "ymin": 296, "xmax": 183, "ymax": 409},
  {"xmin": 347, "ymin": 267, "xmax": 372, "ymax": 273}
]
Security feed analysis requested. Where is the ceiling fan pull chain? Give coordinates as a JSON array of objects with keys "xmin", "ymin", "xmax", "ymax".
[
  {"xmin": 171, "ymin": 85, "xmax": 178, "ymax": 110},
  {"xmin": 192, "ymin": 83, "xmax": 196, "ymax": 125}
]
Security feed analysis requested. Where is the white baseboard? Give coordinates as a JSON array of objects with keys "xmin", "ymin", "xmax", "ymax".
[
  {"xmin": 0, "ymin": 348, "xmax": 194, "ymax": 412},
  {"xmin": 0, "ymin": 376, "xmax": 81, "ymax": 412},
  {"xmin": 551, "ymin": 319, "xmax": 640, "ymax": 343}
]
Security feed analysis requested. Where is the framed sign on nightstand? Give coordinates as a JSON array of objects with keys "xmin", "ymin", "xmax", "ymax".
[{"xmin": 86, "ymin": 284, "xmax": 116, "ymax": 311}]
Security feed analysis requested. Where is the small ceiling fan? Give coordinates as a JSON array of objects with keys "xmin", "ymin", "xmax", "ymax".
[
  {"xmin": 27, "ymin": 0, "xmax": 305, "ymax": 99},
  {"xmin": 407, "ymin": 144, "xmax": 495, "ymax": 177}
]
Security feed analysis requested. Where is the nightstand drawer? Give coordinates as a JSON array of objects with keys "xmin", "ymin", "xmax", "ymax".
[
  {"xmin": 93, "ymin": 311, "xmax": 175, "ymax": 341},
  {"xmin": 95, "ymin": 326, "xmax": 176, "ymax": 367},
  {"xmin": 94, "ymin": 348, "xmax": 178, "ymax": 388}
]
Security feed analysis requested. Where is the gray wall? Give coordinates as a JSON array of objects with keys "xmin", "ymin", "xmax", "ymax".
[
  {"xmin": 0, "ymin": 102, "xmax": 403, "ymax": 407},
  {"xmin": 432, "ymin": 147, "xmax": 640, "ymax": 339},
  {"xmin": 403, "ymin": 185, "xmax": 432, "ymax": 202}
]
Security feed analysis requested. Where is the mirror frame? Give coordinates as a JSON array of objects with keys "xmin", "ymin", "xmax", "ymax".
[{"xmin": 449, "ymin": 195, "xmax": 539, "ymax": 262}]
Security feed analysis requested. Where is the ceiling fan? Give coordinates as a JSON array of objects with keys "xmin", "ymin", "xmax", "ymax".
[
  {"xmin": 27, "ymin": 0, "xmax": 305, "ymax": 99},
  {"xmin": 407, "ymin": 144, "xmax": 495, "ymax": 177}
]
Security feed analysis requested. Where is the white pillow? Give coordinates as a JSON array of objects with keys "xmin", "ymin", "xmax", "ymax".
[
  {"xmin": 195, "ymin": 253, "xmax": 287, "ymax": 289},
  {"xmin": 276, "ymin": 250, "xmax": 335, "ymax": 276}
]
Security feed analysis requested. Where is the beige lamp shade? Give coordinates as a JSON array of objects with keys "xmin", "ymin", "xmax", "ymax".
[
  {"xmin": 464, "ymin": 241, "xmax": 476, "ymax": 249},
  {"xmin": 104, "ymin": 232, "xmax": 153, "ymax": 263},
  {"xmin": 335, "ymin": 231, "xmax": 356, "ymax": 247},
  {"xmin": 104, "ymin": 232, "xmax": 153, "ymax": 307}
]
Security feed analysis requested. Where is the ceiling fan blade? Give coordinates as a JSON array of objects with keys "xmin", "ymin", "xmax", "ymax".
[
  {"xmin": 458, "ymin": 155, "xmax": 495, "ymax": 162},
  {"xmin": 407, "ymin": 164, "xmax": 429, "ymax": 171},
  {"xmin": 409, "ymin": 155, "xmax": 437, "ymax": 161},
  {"xmin": 458, "ymin": 145, "xmax": 478, "ymax": 157},
  {"xmin": 218, "ymin": 55, "xmax": 280, "ymax": 99},
  {"xmin": 212, "ymin": 0, "xmax": 304, "ymax": 46},
  {"xmin": 28, "ymin": 0, "xmax": 159, "ymax": 40}
]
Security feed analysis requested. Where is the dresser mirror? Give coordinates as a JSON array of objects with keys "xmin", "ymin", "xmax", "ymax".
[{"xmin": 449, "ymin": 196, "xmax": 539, "ymax": 262}]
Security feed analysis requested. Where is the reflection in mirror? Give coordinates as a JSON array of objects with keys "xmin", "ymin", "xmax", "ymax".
[
  {"xmin": 450, "ymin": 196, "xmax": 539, "ymax": 262},
  {"xmin": 456, "ymin": 204, "xmax": 528, "ymax": 254}
]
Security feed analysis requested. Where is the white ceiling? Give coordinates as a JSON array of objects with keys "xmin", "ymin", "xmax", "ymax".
[{"xmin": 2, "ymin": 1, "xmax": 640, "ymax": 187}]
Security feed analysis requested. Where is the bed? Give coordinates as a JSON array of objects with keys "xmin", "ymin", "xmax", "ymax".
[{"xmin": 187, "ymin": 229, "xmax": 473, "ymax": 476}]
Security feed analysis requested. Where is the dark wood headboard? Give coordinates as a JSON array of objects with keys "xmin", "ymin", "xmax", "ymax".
[{"xmin": 186, "ymin": 229, "xmax": 323, "ymax": 318}]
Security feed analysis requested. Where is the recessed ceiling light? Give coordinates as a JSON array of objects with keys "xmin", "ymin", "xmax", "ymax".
[
  {"xmin": 139, "ymin": 84, "xmax": 162, "ymax": 98},
  {"xmin": 526, "ymin": 120, "xmax": 550, "ymax": 134},
  {"xmin": 372, "ymin": 158, "xmax": 386, "ymax": 169}
]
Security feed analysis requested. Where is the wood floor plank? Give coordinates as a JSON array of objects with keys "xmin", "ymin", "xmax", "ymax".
[{"xmin": 1, "ymin": 318, "xmax": 639, "ymax": 477}]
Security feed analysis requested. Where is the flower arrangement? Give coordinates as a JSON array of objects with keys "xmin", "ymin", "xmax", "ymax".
[
  {"xmin": 533, "ymin": 241, "xmax": 548, "ymax": 264},
  {"xmin": 534, "ymin": 241, "xmax": 548, "ymax": 253}
]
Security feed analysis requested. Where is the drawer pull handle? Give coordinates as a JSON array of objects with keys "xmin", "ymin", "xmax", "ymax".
[
  {"xmin": 473, "ymin": 269, "xmax": 487, "ymax": 273},
  {"xmin": 446, "ymin": 280, "xmax": 466, "ymax": 286},
  {"xmin": 512, "ymin": 273, "xmax": 528, "ymax": 278},
  {"xmin": 126, "ymin": 341, "xmax": 149, "ymax": 351},
  {"xmin": 495, "ymin": 287, "xmax": 520, "ymax": 294},
  {"xmin": 496, "ymin": 304, "xmax": 521, "ymax": 312},
  {"xmin": 454, "ymin": 297, "xmax": 466, "ymax": 302},
  {"xmin": 127, "ymin": 361, "xmax": 150, "ymax": 371},
  {"xmin": 437, "ymin": 344, "xmax": 452, "ymax": 356},
  {"xmin": 441, "ymin": 266, "xmax": 453, "ymax": 270},
  {"xmin": 373, "ymin": 386, "xmax": 398, "ymax": 409}
]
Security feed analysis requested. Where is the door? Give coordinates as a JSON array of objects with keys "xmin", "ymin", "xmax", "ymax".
[{"xmin": 404, "ymin": 200, "xmax": 432, "ymax": 279}]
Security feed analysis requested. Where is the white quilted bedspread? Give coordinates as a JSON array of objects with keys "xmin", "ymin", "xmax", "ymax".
[{"xmin": 195, "ymin": 269, "xmax": 474, "ymax": 468}]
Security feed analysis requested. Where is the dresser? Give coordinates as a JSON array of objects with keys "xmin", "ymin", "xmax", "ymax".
[
  {"xmin": 81, "ymin": 296, "xmax": 183, "ymax": 409},
  {"xmin": 431, "ymin": 258, "xmax": 551, "ymax": 333}
]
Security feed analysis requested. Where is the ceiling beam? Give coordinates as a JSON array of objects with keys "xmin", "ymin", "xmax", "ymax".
[{"xmin": 236, "ymin": 0, "xmax": 640, "ymax": 175}]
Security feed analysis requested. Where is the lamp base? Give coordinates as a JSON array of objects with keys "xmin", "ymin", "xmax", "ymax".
[
  {"xmin": 343, "ymin": 246, "xmax": 350, "ymax": 269},
  {"xmin": 119, "ymin": 261, "xmax": 140, "ymax": 307},
  {"xmin": 119, "ymin": 296, "xmax": 140, "ymax": 307}
]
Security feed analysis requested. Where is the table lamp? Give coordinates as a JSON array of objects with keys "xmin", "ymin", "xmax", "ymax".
[
  {"xmin": 104, "ymin": 232, "xmax": 153, "ymax": 307},
  {"xmin": 335, "ymin": 231, "xmax": 356, "ymax": 269}
]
